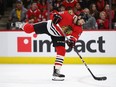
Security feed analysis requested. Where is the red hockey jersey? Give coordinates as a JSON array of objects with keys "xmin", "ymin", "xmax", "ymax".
[
  {"xmin": 49, "ymin": 11, "xmax": 82, "ymax": 41},
  {"xmin": 62, "ymin": 0, "xmax": 78, "ymax": 10},
  {"xmin": 26, "ymin": 8, "xmax": 41, "ymax": 23}
]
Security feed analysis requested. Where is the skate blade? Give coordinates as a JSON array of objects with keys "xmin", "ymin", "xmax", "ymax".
[{"xmin": 52, "ymin": 76, "xmax": 64, "ymax": 81}]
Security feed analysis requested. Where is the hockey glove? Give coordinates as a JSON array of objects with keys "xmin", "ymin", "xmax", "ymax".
[
  {"xmin": 52, "ymin": 14, "xmax": 62, "ymax": 24},
  {"xmin": 66, "ymin": 37, "xmax": 76, "ymax": 48}
]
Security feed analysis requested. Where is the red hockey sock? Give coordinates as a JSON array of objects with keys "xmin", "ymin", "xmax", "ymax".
[{"xmin": 55, "ymin": 46, "xmax": 66, "ymax": 69}]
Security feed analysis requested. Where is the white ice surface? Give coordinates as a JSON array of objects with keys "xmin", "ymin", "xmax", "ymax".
[{"xmin": 0, "ymin": 64, "xmax": 116, "ymax": 87}]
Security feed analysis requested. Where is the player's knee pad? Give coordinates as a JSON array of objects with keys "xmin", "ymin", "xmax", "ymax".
[
  {"xmin": 23, "ymin": 23, "xmax": 34, "ymax": 33},
  {"xmin": 55, "ymin": 46, "xmax": 66, "ymax": 56}
]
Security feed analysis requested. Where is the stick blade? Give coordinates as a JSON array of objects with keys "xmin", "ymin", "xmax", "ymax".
[{"xmin": 94, "ymin": 76, "xmax": 107, "ymax": 81}]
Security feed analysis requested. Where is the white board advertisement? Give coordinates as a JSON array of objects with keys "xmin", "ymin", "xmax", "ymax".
[{"xmin": 0, "ymin": 31, "xmax": 116, "ymax": 57}]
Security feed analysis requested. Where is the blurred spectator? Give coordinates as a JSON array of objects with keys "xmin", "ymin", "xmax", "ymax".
[
  {"xmin": 7, "ymin": 1, "xmax": 27, "ymax": 30},
  {"xmin": 37, "ymin": 0, "xmax": 41, "ymax": 9},
  {"xmin": 112, "ymin": 0, "xmax": 116, "ymax": 4},
  {"xmin": 80, "ymin": 8, "xmax": 97, "ymax": 29},
  {"xmin": 49, "ymin": 4, "xmax": 59, "ymax": 19},
  {"xmin": 73, "ymin": 2, "xmax": 83, "ymax": 16},
  {"xmin": 105, "ymin": 0, "xmax": 110, "ymax": 4},
  {"xmin": 0, "ymin": 0, "xmax": 14, "ymax": 20},
  {"xmin": 40, "ymin": 0, "xmax": 49, "ymax": 21},
  {"xmin": 33, "ymin": 0, "xmax": 38, "ymax": 2},
  {"xmin": 112, "ymin": 0, "xmax": 116, "ymax": 8},
  {"xmin": 89, "ymin": 3, "xmax": 99, "ymax": 20},
  {"xmin": 104, "ymin": 4, "xmax": 115, "ymax": 28},
  {"xmin": 26, "ymin": 2, "xmax": 41, "ymax": 23},
  {"xmin": 38, "ymin": 0, "xmax": 47, "ymax": 12},
  {"xmin": 78, "ymin": 0, "xmax": 84, "ymax": 9},
  {"xmin": 62, "ymin": 0, "xmax": 78, "ymax": 10},
  {"xmin": 104, "ymin": 4, "xmax": 115, "ymax": 19},
  {"xmin": 22, "ymin": 0, "xmax": 32, "ymax": 8},
  {"xmin": 41, "ymin": 8, "xmax": 48, "ymax": 21},
  {"xmin": 112, "ymin": 9, "xmax": 116, "ymax": 29},
  {"xmin": 52, "ymin": 0, "xmax": 63, "ymax": 11},
  {"xmin": 78, "ymin": 0, "xmax": 95, "ymax": 9},
  {"xmin": 96, "ymin": 0, "xmax": 105, "ymax": 12},
  {"xmin": 58, "ymin": 5, "xmax": 66, "ymax": 12},
  {"xmin": 97, "ymin": 11, "xmax": 109, "ymax": 29}
]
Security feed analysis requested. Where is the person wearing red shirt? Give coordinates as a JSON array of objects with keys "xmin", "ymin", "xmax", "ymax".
[
  {"xmin": 96, "ymin": 0, "xmax": 105, "ymax": 12},
  {"xmin": 19, "ymin": 10, "xmax": 83, "ymax": 81},
  {"xmin": 26, "ymin": 2, "xmax": 41, "ymax": 23},
  {"xmin": 62, "ymin": 0, "xmax": 78, "ymax": 10},
  {"xmin": 37, "ymin": 0, "xmax": 41, "ymax": 9},
  {"xmin": 104, "ymin": 4, "xmax": 115, "ymax": 29},
  {"xmin": 37, "ymin": 0, "xmax": 48, "ymax": 21},
  {"xmin": 73, "ymin": 2, "xmax": 83, "ymax": 16},
  {"xmin": 104, "ymin": 4, "xmax": 115, "ymax": 22},
  {"xmin": 97, "ymin": 11, "xmax": 109, "ymax": 29},
  {"xmin": 41, "ymin": 8, "xmax": 48, "ymax": 21},
  {"xmin": 89, "ymin": 3, "xmax": 99, "ymax": 20},
  {"xmin": 38, "ymin": 0, "xmax": 47, "ymax": 12}
]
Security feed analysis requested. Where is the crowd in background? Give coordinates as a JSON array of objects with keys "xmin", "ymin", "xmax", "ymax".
[{"xmin": 0, "ymin": 0, "xmax": 116, "ymax": 30}]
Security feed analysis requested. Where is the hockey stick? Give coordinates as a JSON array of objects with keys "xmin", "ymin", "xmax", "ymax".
[
  {"xmin": 57, "ymin": 24, "xmax": 107, "ymax": 81},
  {"xmin": 75, "ymin": 51, "xmax": 107, "ymax": 81}
]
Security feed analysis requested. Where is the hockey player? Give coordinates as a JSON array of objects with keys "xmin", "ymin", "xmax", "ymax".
[{"xmin": 20, "ymin": 10, "xmax": 84, "ymax": 81}]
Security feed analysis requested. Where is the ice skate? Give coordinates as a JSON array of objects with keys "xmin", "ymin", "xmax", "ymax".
[{"xmin": 52, "ymin": 66, "xmax": 65, "ymax": 81}]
